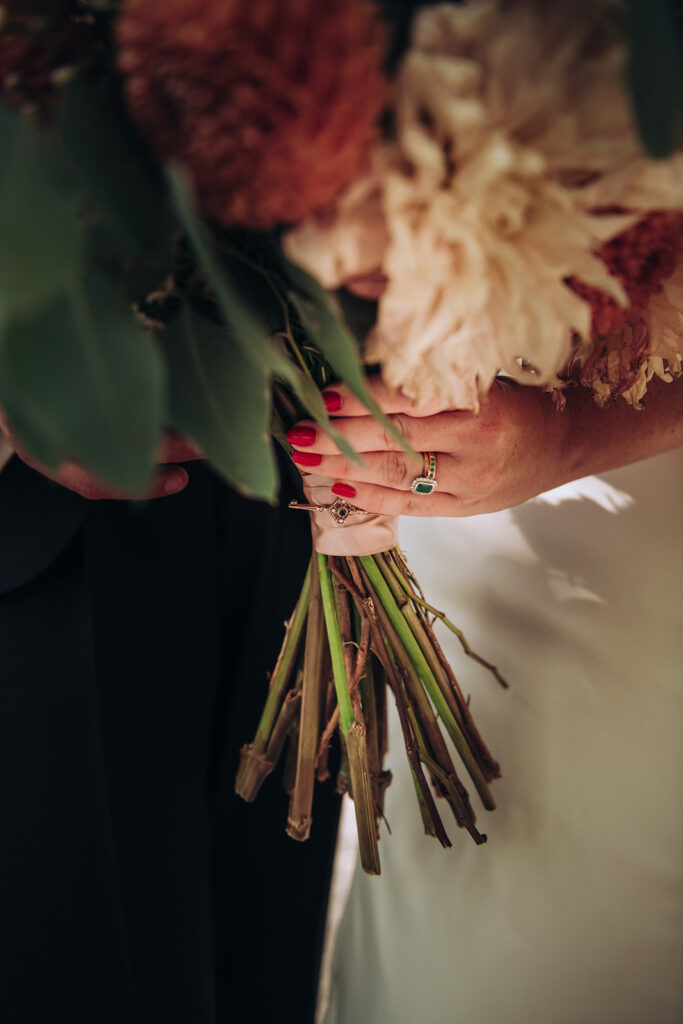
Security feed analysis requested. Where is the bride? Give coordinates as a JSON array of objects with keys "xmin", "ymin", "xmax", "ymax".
[{"xmin": 286, "ymin": 374, "xmax": 683, "ymax": 1024}]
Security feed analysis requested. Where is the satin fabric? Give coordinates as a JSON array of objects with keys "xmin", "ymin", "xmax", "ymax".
[{"xmin": 325, "ymin": 448, "xmax": 683, "ymax": 1024}]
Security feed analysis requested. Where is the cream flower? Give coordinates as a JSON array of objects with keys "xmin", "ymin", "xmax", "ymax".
[{"xmin": 284, "ymin": 0, "xmax": 683, "ymax": 410}]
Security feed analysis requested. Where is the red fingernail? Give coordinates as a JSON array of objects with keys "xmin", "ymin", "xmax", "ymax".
[
  {"xmin": 331, "ymin": 482, "xmax": 356, "ymax": 498},
  {"xmin": 286, "ymin": 426, "xmax": 317, "ymax": 446},
  {"xmin": 291, "ymin": 450, "xmax": 322, "ymax": 466},
  {"xmin": 322, "ymin": 390, "xmax": 342, "ymax": 412}
]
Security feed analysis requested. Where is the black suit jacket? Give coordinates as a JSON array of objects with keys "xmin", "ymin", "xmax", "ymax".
[{"xmin": 0, "ymin": 457, "xmax": 340, "ymax": 1024}]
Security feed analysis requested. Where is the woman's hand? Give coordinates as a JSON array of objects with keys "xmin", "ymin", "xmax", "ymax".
[
  {"xmin": 287, "ymin": 376, "xmax": 563, "ymax": 517},
  {"xmin": 0, "ymin": 411, "xmax": 201, "ymax": 500},
  {"xmin": 287, "ymin": 373, "xmax": 683, "ymax": 517}
]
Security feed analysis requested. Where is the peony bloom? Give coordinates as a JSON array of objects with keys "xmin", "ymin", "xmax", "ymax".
[
  {"xmin": 117, "ymin": 0, "xmax": 386, "ymax": 230},
  {"xmin": 284, "ymin": 0, "xmax": 683, "ymax": 409}
]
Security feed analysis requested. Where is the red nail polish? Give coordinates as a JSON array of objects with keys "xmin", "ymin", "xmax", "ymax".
[
  {"xmin": 322, "ymin": 390, "xmax": 342, "ymax": 413},
  {"xmin": 331, "ymin": 482, "xmax": 356, "ymax": 498},
  {"xmin": 287, "ymin": 426, "xmax": 317, "ymax": 446},
  {"xmin": 291, "ymin": 450, "xmax": 322, "ymax": 466}
]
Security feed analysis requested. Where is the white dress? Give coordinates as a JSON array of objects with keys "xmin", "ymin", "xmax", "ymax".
[{"xmin": 323, "ymin": 448, "xmax": 683, "ymax": 1024}]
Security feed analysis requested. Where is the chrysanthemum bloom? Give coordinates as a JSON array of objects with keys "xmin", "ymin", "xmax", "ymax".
[
  {"xmin": 284, "ymin": 0, "xmax": 683, "ymax": 409},
  {"xmin": 117, "ymin": 0, "xmax": 387, "ymax": 229}
]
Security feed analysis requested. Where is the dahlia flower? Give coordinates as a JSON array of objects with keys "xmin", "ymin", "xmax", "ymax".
[
  {"xmin": 117, "ymin": 0, "xmax": 386, "ymax": 229},
  {"xmin": 284, "ymin": 0, "xmax": 683, "ymax": 409}
]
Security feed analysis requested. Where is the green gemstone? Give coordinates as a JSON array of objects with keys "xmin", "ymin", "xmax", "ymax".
[{"xmin": 415, "ymin": 481, "xmax": 434, "ymax": 494}]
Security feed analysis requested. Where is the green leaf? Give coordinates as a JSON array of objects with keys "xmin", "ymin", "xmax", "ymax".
[
  {"xmin": 0, "ymin": 105, "xmax": 83, "ymax": 323},
  {"xmin": 58, "ymin": 78, "xmax": 173, "ymax": 255},
  {"xmin": 0, "ymin": 271, "xmax": 165, "ymax": 494},
  {"xmin": 626, "ymin": 0, "xmax": 683, "ymax": 158},
  {"xmin": 162, "ymin": 305, "xmax": 278, "ymax": 502},
  {"xmin": 167, "ymin": 167, "xmax": 294, "ymax": 381},
  {"xmin": 282, "ymin": 261, "xmax": 417, "ymax": 459},
  {"xmin": 282, "ymin": 357, "xmax": 362, "ymax": 465}
]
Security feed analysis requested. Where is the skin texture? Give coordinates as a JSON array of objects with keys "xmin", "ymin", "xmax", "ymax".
[
  {"xmin": 0, "ymin": 410, "xmax": 200, "ymax": 500},
  {"xmin": 288, "ymin": 374, "xmax": 683, "ymax": 517}
]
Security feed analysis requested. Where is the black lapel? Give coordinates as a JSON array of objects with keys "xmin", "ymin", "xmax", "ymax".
[{"xmin": 0, "ymin": 457, "xmax": 88, "ymax": 594}]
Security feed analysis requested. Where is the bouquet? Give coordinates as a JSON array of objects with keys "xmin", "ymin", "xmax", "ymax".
[{"xmin": 0, "ymin": 0, "xmax": 681, "ymax": 874}]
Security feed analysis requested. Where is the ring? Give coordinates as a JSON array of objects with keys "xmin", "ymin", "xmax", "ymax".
[
  {"xmin": 410, "ymin": 452, "xmax": 438, "ymax": 495},
  {"xmin": 289, "ymin": 497, "xmax": 373, "ymax": 526}
]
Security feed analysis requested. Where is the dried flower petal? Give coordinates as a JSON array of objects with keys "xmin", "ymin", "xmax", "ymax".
[{"xmin": 284, "ymin": 1, "xmax": 683, "ymax": 409}]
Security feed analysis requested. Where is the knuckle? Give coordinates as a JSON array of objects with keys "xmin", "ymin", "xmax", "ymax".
[
  {"xmin": 340, "ymin": 455, "xmax": 354, "ymax": 478},
  {"xmin": 390, "ymin": 413, "xmax": 409, "ymax": 440},
  {"xmin": 384, "ymin": 450, "xmax": 409, "ymax": 488},
  {"xmin": 406, "ymin": 493, "xmax": 428, "ymax": 515}
]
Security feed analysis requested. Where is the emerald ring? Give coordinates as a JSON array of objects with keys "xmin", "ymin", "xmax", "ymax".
[{"xmin": 410, "ymin": 452, "xmax": 438, "ymax": 495}]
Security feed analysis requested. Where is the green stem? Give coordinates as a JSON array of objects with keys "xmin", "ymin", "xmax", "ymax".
[
  {"xmin": 360, "ymin": 555, "xmax": 496, "ymax": 811},
  {"xmin": 318, "ymin": 554, "xmax": 355, "ymax": 737},
  {"xmin": 253, "ymin": 560, "xmax": 310, "ymax": 750},
  {"xmin": 235, "ymin": 564, "xmax": 310, "ymax": 802},
  {"xmin": 388, "ymin": 552, "xmax": 508, "ymax": 689},
  {"xmin": 319, "ymin": 554, "xmax": 381, "ymax": 874},
  {"xmin": 288, "ymin": 559, "xmax": 325, "ymax": 841}
]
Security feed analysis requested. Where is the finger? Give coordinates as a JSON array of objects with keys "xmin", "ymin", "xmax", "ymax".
[
  {"xmin": 344, "ymin": 271, "xmax": 387, "ymax": 300},
  {"xmin": 320, "ymin": 375, "xmax": 451, "ymax": 419},
  {"xmin": 329, "ymin": 480, "xmax": 464, "ymax": 518},
  {"xmin": 57, "ymin": 462, "xmax": 189, "ymax": 500},
  {"xmin": 292, "ymin": 449, "xmax": 463, "ymax": 495},
  {"xmin": 287, "ymin": 411, "xmax": 465, "ymax": 456},
  {"xmin": 157, "ymin": 431, "xmax": 204, "ymax": 463}
]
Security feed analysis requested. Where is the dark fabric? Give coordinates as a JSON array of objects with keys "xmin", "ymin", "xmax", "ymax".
[
  {"xmin": 0, "ymin": 458, "xmax": 340, "ymax": 1024},
  {"xmin": 0, "ymin": 455, "xmax": 87, "ymax": 594}
]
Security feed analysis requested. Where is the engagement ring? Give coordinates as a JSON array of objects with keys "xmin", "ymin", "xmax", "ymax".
[{"xmin": 410, "ymin": 452, "xmax": 438, "ymax": 494}]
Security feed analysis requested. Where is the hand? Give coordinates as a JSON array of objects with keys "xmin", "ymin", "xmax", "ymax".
[
  {"xmin": 287, "ymin": 376, "xmax": 563, "ymax": 517},
  {"xmin": 0, "ymin": 412, "xmax": 201, "ymax": 500}
]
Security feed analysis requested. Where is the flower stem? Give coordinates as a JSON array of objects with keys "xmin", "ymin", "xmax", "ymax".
[
  {"xmin": 360, "ymin": 555, "xmax": 496, "ymax": 812},
  {"xmin": 288, "ymin": 558, "xmax": 326, "ymax": 841},
  {"xmin": 378, "ymin": 552, "xmax": 501, "ymax": 782},
  {"xmin": 235, "ymin": 562, "xmax": 310, "ymax": 801},
  {"xmin": 319, "ymin": 553, "xmax": 380, "ymax": 874},
  {"xmin": 389, "ymin": 550, "xmax": 508, "ymax": 688}
]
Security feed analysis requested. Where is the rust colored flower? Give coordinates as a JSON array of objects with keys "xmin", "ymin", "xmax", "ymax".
[
  {"xmin": 569, "ymin": 211, "xmax": 683, "ymax": 338},
  {"xmin": 117, "ymin": 0, "xmax": 387, "ymax": 229}
]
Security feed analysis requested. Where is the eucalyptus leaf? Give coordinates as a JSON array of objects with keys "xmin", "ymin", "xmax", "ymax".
[
  {"xmin": 0, "ymin": 105, "xmax": 83, "ymax": 324},
  {"xmin": 626, "ymin": 0, "xmax": 683, "ymax": 158},
  {"xmin": 168, "ymin": 168, "xmax": 294, "ymax": 382},
  {"xmin": 0, "ymin": 271, "xmax": 165, "ymax": 494},
  {"xmin": 59, "ymin": 78, "xmax": 173, "ymax": 256},
  {"xmin": 283, "ymin": 358, "xmax": 362, "ymax": 465},
  {"xmin": 281, "ymin": 262, "xmax": 416, "ymax": 459},
  {"xmin": 162, "ymin": 305, "xmax": 278, "ymax": 502}
]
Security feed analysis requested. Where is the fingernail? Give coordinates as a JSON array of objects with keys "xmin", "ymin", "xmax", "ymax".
[
  {"xmin": 163, "ymin": 470, "xmax": 187, "ymax": 493},
  {"xmin": 322, "ymin": 390, "xmax": 342, "ymax": 413},
  {"xmin": 287, "ymin": 426, "xmax": 317, "ymax": 446},
  {"xmin": 292, "ymin": 450, "xmax": 322, "ymax": 466},
  {"xmin": 331, "ymin": 482, "xmax": 356, "ymax": 498}
]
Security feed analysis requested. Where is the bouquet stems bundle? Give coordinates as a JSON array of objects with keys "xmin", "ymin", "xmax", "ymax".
[{"xmin": 237, "ymin": 545, "xmax": 504, "ymax": 874}]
